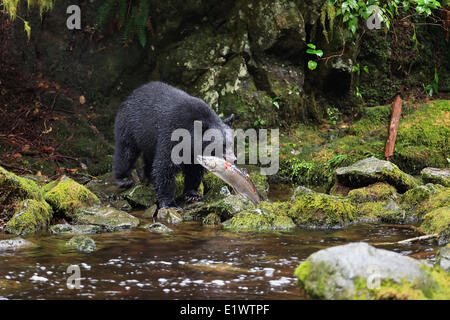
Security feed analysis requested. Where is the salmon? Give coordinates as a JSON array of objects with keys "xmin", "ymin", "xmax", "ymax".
[{"xmin": 196, "ymin": 155, "xmax": 261, "ymax": 205}]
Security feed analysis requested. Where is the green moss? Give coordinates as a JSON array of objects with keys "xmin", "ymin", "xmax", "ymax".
[
  {"xmin": 401, "ymin": 184, "xmax": 445, "ymax": 214},
  {"xmin": 223, "ymin": 207, "xmax": 295, "ymax": 232},
  {"xmin": 44, "ymin": 176, "xmax": 100, "ymax": 218},
  {"xmin": 5, "ymin": 199, "xmax": 53, "ymax": 235},
  {"xmin": 0, "ymin": 166, "xmax": 42, "ymax": 203},
  {"xmin": 347, "ymin": 183, "xmax": 397, "ymax": 203},
  {"xmin": 294, "ymin": 261, "xmax": 311, "ymax": 284},
  {"xmin": 356, "ymin": 200, "xmax": 403, "ymax": 223},
  {"xmin": 420, "ymin": 207, "xmax": 450, "ymax": 244},
  {"xmin": 288, "ymin": 192, "xmax": 356, "ymax": 228},
  {"xmin": 203, "ymin": 213, "xmax": 221, "ymax": 225},
  {"xmin": 415, "ymin": 187, "xmax": 450, "ymax": 218},
  {"xmin": 201, "ymin": 172, "xmax": 229, "ymax": 201}
]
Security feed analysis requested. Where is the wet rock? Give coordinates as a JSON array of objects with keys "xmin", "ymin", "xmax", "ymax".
[
  {"xmin": 335, "ymin": 157, "xmax": 420, "ymax": 192},
  {"xmin": 156, "ymin": 208, "xmax": 183, "ymax": 225},
  {"xmin": 436, "ymin": 244, "xmax": 450, "ymax": 272},
  {"xmin": 289, "ymin": 190, "xmax": 356, "ymax": 228},
  {"xmin": 66, "ymin": 235, "xmax": 96, "ymax": 253},
  {"xmin": 421, "ymin": 168, "xmax": 450, "ymax": 187},
  {"xmin": 186, "ymin": 195, "xmax": 255, "ymax": 221},
  {"xmin": 43, "ymin": 176, "xmax": 100, "ymax": 218},
  {"xmin": 121, "ymin": 184, "xmax": 157, "ymax": 208},
  {"xmin": 5, "ymin": 200, "xmax": 53, "ymax": 235},
  {"xmin": 291, "ymin": 186, "xmax": 314, "ymax": 199},
  {"xmin": 50, "ymin": 223, "xmax": 102, "ymax": 235},
  {"xmin": 0, "ymin": 238, "xmax": 35, "ymax": 251},
  {"xmin": 295, "ymin": 242, "xmax": 450, "ymax": 300},
  {"xmin": 84, "ymin": 173, "xmax": 125, "ymax": 202},
  {"xmin": 202, "ymin": 213, "xmax": 221, "ymax": 225},
  {"xmin": 143, "ymin": 204, "xmax": 158, "ymax": 218},
  {"xmin": 223, "ymin": 207, "xmax": 295, "ymax": 232},
  {"xmin": 20, "ymin": 174, "xmax": 50, "ymax": 187},
  {"xmin": 73, "ymin": 207, "xmax": 140, "ymax": 232},
  {"xmin": 142, "ymin": 222, "xmax": 174, "ymax": 234},
  {"xmin": 110, "ymin": 200, "xmax": 132, "ymax": 212}
]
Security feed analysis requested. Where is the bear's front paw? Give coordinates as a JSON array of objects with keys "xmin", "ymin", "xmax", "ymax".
[{"xmin": 183, "ymin": 191, "xmax": 202, "ymax": 203}]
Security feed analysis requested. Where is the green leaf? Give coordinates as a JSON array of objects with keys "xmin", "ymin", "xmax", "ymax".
[
  {"xmin": 308, "ymin": 60, "xmax": 318, "ymax": 70},
  {"xmin": 307, "ymin": 43, "xmax": 316, "ymax": 49},
  {"xmin": 24, "ymin": 20, "xmax": 31, "ymax": 40}
]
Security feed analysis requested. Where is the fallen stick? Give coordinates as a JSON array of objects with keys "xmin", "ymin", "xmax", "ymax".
[
  {"xmin": 371, "ymin": 233, "xmax": 439, "ymax": 246},
  {"xmin": 385, "ymin": 95, "xmax": 402, "ymax": 161},
  {"xmin": 397, "ymin": 234, "xmax": 439, "ymax": 244}
]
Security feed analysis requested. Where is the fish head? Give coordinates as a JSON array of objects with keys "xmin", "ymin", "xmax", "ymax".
[{"xmin": 196, "ymin": 155, "xmax": 223, "ymax": 172}]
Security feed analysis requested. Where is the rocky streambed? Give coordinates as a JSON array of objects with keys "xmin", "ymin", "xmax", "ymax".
[{"xmin": 0, "ymin": 156, "xmax": 449, "ymax": 299}]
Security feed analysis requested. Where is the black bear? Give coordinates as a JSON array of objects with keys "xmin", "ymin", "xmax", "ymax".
[{"xmin": 113, "ymin": 81, "xmax": 235, "ymax": 208}]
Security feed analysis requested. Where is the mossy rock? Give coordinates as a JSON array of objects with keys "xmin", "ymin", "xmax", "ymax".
[
  {"xmin": 121, "ymin": 184, "xmax": 157, "ymax": 208},
  {"xmin": 288, "ymin": 191, "xmax": 356, "ymax": 228},
  {"xmin": 295, "ymin": 242, "xmax": 450, "ymax": 300},
  {"xmin": 420, "ymin": 206, "xmax": 450, "ymax": 245},
  {"xmin": 84, "ymin": 172, "xmax": 125, "ymax": 202},
  {"xmin": 413, "ymin": 187, "xmax": 450, "ymax": 219},
  {"xmin": 66, "ymin": 235, "xmax": 96, "ymax": 253},
  {"xmin": 201, "ymin": 172, "xmax": 229, "ymax": 201},
  {"xmin": 156, "ymin": 208, "xmax": 183, "ymax": 225},
  {"xmin": 401, "ymin": 183, "xmax": 445, "ymax": 216},
  {"xmin": 43, "ymin": 175, "xmax": 100, "ymax": 218},
  {"xmin": 223, "ymin": 202, "xmax": 295, "ymax": 232},
  {"xmin": 202, "ymin": 213, "xmax": 221, "ymax": 225},
  {"xmin": 73, "ymin": 206, "xmax": 140, "ymax": 232},
  {"xmin": 185, "ymin": 195, "xmax": 255, "ymax": 221},
  {"xmin": 335, "ymin": 157, "xmax": 420, "ymax": 193},
  {"xmin": 0, "ymin": 166, "xmax": 42, "ymax": 205},
  {"xmin": 5, "ymin": 200, "xmax": 53, "ymax": 235},
  {"xmin": 347, "ymin": 183, "xmax": 398, "ymax": 203},
  {"xmin": 141, "ymin": 222, "xmax": 174, "ymax": 234},
  {"xmin": 356, "ymin": 199, "xmax": 407, "ymax": 224},
  {"xmin": 421, "ymin": 168, "xmax": 450, "ymax": 187},
  {"xmin": 50, "ymin": 223, "xmax": 102, "ymax": 235}
]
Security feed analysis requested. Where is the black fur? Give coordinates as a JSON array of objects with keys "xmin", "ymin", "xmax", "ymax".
[{"xmin": 114, "ymin": 81, "xmax": 234, "ymax": 208}]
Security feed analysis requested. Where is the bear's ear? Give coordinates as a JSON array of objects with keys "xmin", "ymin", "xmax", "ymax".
[{"xmin": 223, "ymin": 114, "xmax": 235, "ymax": 126}]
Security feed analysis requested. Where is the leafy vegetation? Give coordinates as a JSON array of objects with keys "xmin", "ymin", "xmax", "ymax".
[{"xmin": 96, "ymin": 0, "xmax": 152, "ymax": 47}]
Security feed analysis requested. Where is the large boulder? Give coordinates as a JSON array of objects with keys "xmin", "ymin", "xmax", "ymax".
[
  {"xmin": 289, "ymin": 189, "xmax": 356, "ymax": 228},
  {"xmin": 335, "ymin": 157, "xmax": 420, "ymax": 193},
  {"xmin": 73, "ymin": 207, "xmax": 139, "ymax": 232},
  {"xmin": 295, "ymin": 242, "xmax": 450, "ymax": 300},
  {"xmin": 0, "ymin": 166, "xmax": 42, "ymax": 202},
  {"xmin": 421, "ymin": 168, "xmax": 450, "ymax": 187},
  {"xmin": 43, "ymin": 176, "xmax": 100, "ymax": 218},
  {"xmin": 5, "ymin": 199, "xmax": 53, "ymax": 235}
]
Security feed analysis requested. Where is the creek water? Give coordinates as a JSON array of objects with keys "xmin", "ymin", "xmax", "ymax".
[{"xmin": 0, "ymin": 218, "xmax": 437, "ymax": 300}]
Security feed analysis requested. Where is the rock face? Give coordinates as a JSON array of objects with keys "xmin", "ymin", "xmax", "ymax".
[
  {"xmin": 73, "ymin": 207, "xmax": 140, "ymax": 232},
  {"xmin": 335, "ymin": 157, "xmax": 419, "ymax": 193},
  {"xmin": 295, "ymin": 242, "xmax": 450, "ymax": 300},
  {"xmin": 43, "ymin": 176, "xmax": 100, "ymax": 218},
  {"xmin": 0, "ymin": 238, "xmax": 35, "ymax": 251},
  {"xmin": 421, "ymin": 168, "xmax": 450, "ymax": 187}
]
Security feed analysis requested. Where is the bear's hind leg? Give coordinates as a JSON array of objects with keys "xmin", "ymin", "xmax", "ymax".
[
  {"xmin": 183, "ymin": 164, "xmax": 205, "ymax": 203},
  {"xmin": 114, "ymin": 141, "xmax": 139, "ymax": 188}
]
